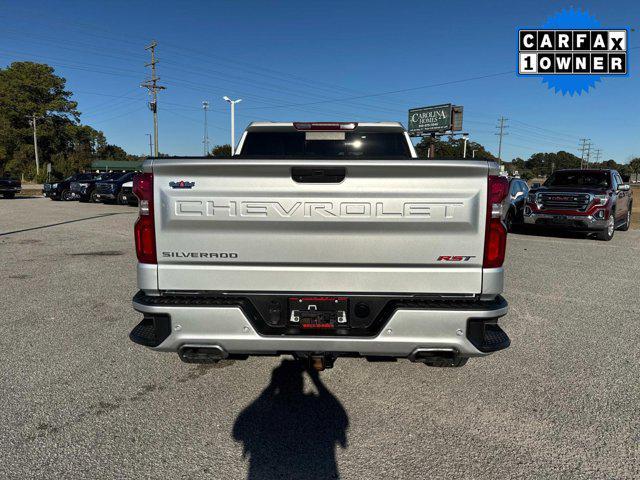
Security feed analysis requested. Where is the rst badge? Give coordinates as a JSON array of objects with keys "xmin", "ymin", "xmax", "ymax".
[{"xmin": 169, "ymin": 180, "xmax": 195, "ymax": 189}]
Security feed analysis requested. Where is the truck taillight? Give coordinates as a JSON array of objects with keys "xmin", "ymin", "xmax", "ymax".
[
  {"xmin": 133, "ymin": 173, "xmax": 156, "ymax": 264},
  {"xmin": 483, "ymin": 175, "xmax": 509, "ymax": 269}
]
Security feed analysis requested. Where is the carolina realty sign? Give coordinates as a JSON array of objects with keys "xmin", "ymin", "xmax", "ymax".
[{"xmin": 408, "ymin": 104, "xmax": 463, "ymax": 136}]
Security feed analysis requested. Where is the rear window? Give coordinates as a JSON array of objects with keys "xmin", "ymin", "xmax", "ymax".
[
  {"xmin": 239, "ymin": 130, "xmax": 411, "ymax": 158},
  {"xmin": 544, "ymin": 171, "xmax": 610, "ymax": 188}
]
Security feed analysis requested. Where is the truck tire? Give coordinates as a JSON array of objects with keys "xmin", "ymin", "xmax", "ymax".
[
  {"xmin": 619, "ymin": 205, "xmax": 632, "ymax": 231},
  {"xmin": 2, "ymin": 193, "xmax": 16, "ymax": 199},
  {"xmin": 424, "ymin": 357, "xmax": 469, "ymax": 368},
  {"xmin": 117, "ymin": 192, "xmax": 128, "ymax": 205},
  {"xmin": 89, "ymin": 190, "xmax": 99, "ymax": 203},
  {"xmin": 504, "ymin": 209, "xmax": 514, "ymax": 232},
  {"xmin": 597, "ymin": 213, "xmax": 615, "ymax": 241},
  {"xmin": 61, "ymin": 189, "xmax": 74, "ymax": 201}
]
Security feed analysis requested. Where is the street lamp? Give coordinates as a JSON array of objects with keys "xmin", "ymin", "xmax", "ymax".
[
  {"xmin": 462, "ymin": 134, "xmax": 469, "ymax": 159},
  {"xmin": 223, "ymin": 96, "xmax": 242, "ymax": 156}
]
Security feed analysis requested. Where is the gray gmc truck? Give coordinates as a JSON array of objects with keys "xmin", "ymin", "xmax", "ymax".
[{"xmin": 130, "ymin": 122, "xmax": 510, "ymax": 370}]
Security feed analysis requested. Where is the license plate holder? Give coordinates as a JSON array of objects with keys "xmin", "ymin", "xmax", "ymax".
[{"xmin": 288, "ymin": 296, "xmax": 349, "ymax": 329}]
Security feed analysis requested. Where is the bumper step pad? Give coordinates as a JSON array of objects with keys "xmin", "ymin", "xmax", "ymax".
[
  {"xmin": 467, "ymin": 320, "xmax": 510, "ymax": 353},
  {"xmin": 129, "ymin": 314, "xmax": 171, "ymax": 348}
]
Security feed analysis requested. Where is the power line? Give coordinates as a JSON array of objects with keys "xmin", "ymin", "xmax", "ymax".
[{"xmin": 243, "ymin": 71, "xmax": 515, "ymax": 110}]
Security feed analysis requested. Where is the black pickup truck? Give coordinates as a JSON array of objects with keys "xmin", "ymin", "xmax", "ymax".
[
  {"xmin": 94, "ymin": 172, "xmax": 136, "ymax": 203},
  {"xmin": 0, "ymin": 174, "xmax": 21, "ymax": 198},
  {"xmin": 70, "ymin": 172, "xmax": 122, "ymax": 202},
  {"xmin": 43, "ymin": 173, "xmax": 98, "ymax": 201}
]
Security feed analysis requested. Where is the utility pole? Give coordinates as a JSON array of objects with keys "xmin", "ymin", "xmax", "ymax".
[
  {"xmin": 141, "ymin": 41, "xmax": 166, "ymax": 157},
  {"xmin": 202, "ymin": 101, "xmax": 210, "ymax": 156},
  {"xmin": 146, "ymin": 133, "xmax": 153, "ymax": 157},
  {"xmin": 578, "ymin": 138, "xmax": 590, "ymax": 169},
  {"xmin": 585, "ymin": 142, "xmax": 592, "ymax": 168},
  {"xmin": 495, "ymin": 116, "xmax": 508, "ymax": 164},
  {"xmin": 593, "ymin": 149, "xmax": 602, "ymax": 165},
  {"xmin": 223, "ymin": 96, "xmax": 242, "ymax": 156},
  {"xmin": 27, "ymin": 113, "xmax": 41, "ymax": 176}
]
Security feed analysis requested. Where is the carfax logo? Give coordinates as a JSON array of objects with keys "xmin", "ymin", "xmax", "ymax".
[{"xmin": 517, "ymin": 9, "xmax": 629, "ymax": 95}]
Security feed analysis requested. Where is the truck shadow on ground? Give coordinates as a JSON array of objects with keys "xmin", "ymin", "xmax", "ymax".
[
  {"xmin": 512, "ymin": 225, "xmax": 597, "ymax": 241},
  {"xmin": 233, "ymin": 359, "xmax": 349, "ymax": 480}
]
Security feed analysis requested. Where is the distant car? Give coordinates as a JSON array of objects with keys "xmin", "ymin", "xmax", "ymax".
[
  {"xmin": 0, "ymin": 174, "xmax": 21, "ymax": 198},
  {"xmin": 70, "ymin": 172, "xmax": 121, "ymax": 203},
  {"xmin": 117, "ymin": 180, "xmax": 138, "ymax": 206},
  {"xmin": 43, "ymin": 173, "xmax": 97, "ymax": 201},
  {"xmin": 502, "ymin": 178, "xmax": 529, "ymax": 231},
  {"xmin": 94, "ymin": 172, "xmax": 136, "ymax": 204},
  {"xmin": 524, "ymin": 169, "xmax": 633, "ymax": 241}
]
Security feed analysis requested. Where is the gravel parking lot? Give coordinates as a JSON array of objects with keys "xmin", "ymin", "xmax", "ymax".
[{"xmin": 1, "ymin": 197, "xmax": 639, "ymax": 480}]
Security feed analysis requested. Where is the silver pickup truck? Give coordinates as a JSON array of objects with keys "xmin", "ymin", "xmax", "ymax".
[{"xmin": 130, "ymin": 122, "xmax": 510, "ymax": 370}]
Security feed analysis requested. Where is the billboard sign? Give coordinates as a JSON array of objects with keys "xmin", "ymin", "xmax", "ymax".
[
  {"xmin": 451, "ymin": 105, "xmax": 463, "ymax": 131},
  {"xmin": 408, "ymin": 104, "xmax": 452, "ymax": 135}
]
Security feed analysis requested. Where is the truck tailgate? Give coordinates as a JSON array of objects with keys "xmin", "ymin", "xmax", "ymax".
[{"xmin": 152, "ymin": 159, "xmax": 490, "ymax": 295}]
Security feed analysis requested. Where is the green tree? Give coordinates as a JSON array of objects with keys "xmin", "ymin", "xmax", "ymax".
[
  {"xmin": 0, "ymin": 61, "xmax": 133, "ymax": 180},
  {"xmin": 629, "ymin": 158, "xmax": 640, "ymax": 182},
  {"xmin": 211, "ymin": 144, "xmax": 232, "ymax": 157},
  {"xmin": 414, "ymin": 137, "xmax": 497, "ymax": 160}
]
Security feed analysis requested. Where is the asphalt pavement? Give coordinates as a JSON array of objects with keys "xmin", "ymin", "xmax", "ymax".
[{"xmin": 1, "ymin": 197, "xmax": 639, "ymax": 479}]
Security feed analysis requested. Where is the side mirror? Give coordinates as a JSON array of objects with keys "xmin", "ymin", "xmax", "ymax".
[
  {"xmin": 532, "ymin": 182, "xmax": 541, "ymax": 189},
  {"xmin": 513, "ymin": 191, "xmax": 524, "ymax": 199},
  {"xmin": 617, "ymin": 184, "xmax": 630, "ymax": 191}
]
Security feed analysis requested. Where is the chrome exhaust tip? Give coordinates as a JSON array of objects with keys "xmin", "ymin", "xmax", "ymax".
[{"xmin": 178, "ymin": 344, "xmax": 228, "ymax": 364}]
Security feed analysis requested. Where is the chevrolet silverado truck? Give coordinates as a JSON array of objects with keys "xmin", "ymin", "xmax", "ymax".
[
  {"xmin": 94, "ymin": 172, "xmax": 136, "ymax": 203},
  {"xmin": 524, "ymin": 169, "xmax": 632, "ymax": 241},
  {"xmin": 130, "ymin": 122, "xmax": 510, "ymax": 370},
  {"xmin": 70, "ymin": 172, "xmax": 120, "ymax": 202}
]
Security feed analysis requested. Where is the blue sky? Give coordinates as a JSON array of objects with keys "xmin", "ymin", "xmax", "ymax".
[{"xmin": 1, "ymin": 0, "xmax": 638, "ymax": 162}]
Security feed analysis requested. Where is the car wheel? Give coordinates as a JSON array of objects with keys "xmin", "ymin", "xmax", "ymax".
[
  {"xmin": 89, "ymin": 190, "xmax": 99, "ymax": 203},
  {"xmin": 597, "ymin": 214, "xmax": 615, "ymax": 241},
  {"xmin": 504, "ymin": 209, "xmax": 514, "ymax": 232},
  {"xmin": 117, "ymin": 192, "xmax": 128, "ymax": 205},
  {"xmin": 619, "ymin": 205, "xmax": 632, "ymax": 232},
  {"xmin": 2, "ymin": 193, "xmax": 16, "ymax": 199},
  {"xmin": 61, "ymin": 189, "xmax": 74, "ymax": 201}
]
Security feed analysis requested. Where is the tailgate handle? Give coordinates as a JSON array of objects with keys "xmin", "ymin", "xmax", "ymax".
[{"xmin": 291, "ymin": 167, "xmax": 346, "ymax": 183}]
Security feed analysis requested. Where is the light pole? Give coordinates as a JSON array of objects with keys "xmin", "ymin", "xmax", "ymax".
[
  {"xmin": 27, "ymin": 113, "xmax": 41, "ymax": 176},
  {"xmin": 202, "ymin": 101, "xmax": 210, "ymax": 156},
  {"xmin": 223, "ymin": 96, "xmax": 242, "ymax": 156}
]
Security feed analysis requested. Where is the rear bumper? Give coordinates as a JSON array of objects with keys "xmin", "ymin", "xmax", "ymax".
[
  {"xmin": 0, "ymin": 187, "xmax": 21, "ymax": 193},
  {"xmin": 523, "ymin": 211, "xmax": 608, "ymax": 230},
  {"xmin": 131, "ymin": 292, "xmax": 509, "ymax": 359}
]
